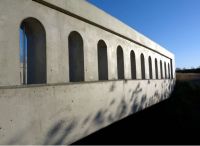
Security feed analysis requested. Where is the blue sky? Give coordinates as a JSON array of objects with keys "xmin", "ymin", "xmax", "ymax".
[{"xmin": 88, "ymin": 0, "xmax": 200, "ymax": 69}]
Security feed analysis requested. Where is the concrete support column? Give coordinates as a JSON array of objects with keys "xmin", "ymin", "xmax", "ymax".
[
  {"xmin": 135, "ymin": 51, "xmax": 141, "ymax": 79},
  {"xmin": 84, "ymin": 34, "xmax": 98, "ymax": 82},
  {"xmin": 107, "ymin": 43, "xmax": 118, "ymax": 80},
  {"xmin": 144, "ymin": 53, "xmax": 149, "ymax": 79},
  {"xmin": 152, "ymin": 56, "xmax": 155, "ymax": 79},
  {"xmin": 124, "ymin": 48, "xmax": 132, "ymax": 80},
  {"xmin": 157, "ymin": 58, "xmax": 161, "ymax": 79}
]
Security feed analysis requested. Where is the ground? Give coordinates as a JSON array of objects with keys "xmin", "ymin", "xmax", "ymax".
[{"xmin": 73, "ymin": 73, "xmax": 200, "ymax": 144}]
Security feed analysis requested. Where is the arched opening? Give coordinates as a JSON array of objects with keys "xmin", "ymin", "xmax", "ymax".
[
  {"xmin": 168, "ymin": 63, "xmax": 171, "ymax": 79},
  {"xmin": 97, "ymin": 40, "xmax": 108, "ymax": 80},
  {"xmin": 130, "ymin": 50, "xmax": 136, "ymax": 79},
  {"xmin": 20, "ymin": 17, "xmax": 46, "ymax": 85},
  {"xmin": 141, "ymin": 53, "xmax": 145, "ymax": 79},
  {"xmin": 160, "ymin": 60, "xmax": 163, "ymax": 79},
  {"xmin": 164, "ymin": 62, "xmax": 167, "ymax": 79},
  {"xmin": 68, "ymin": 31, "xmax": 84, "ymax": 82},
  {"xmin": 148, "ymin": 56, "xmax": 153, "ymax": 79},
  {"xmin": 117, "ymin": 46, "xmax": 124, "ymax": 79},
  {"xmin": 170, "ymin": 59, "xmax": 173, "ymax": 79},
  {"xmin": 155, "ymin": 58, "xmax": 158, "ymax": 79}
]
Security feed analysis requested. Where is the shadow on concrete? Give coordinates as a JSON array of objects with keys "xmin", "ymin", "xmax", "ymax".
[
  {"xmin": 6, "ymin": 80, "xmax": 174, "ymax": 145},
  {"xmin": 44, "ymin": 120, "xmax": 77, "ymax": 145},
  {"xmin": 73, "ymin": 79, "xmax": 200, "ymax": 144}
]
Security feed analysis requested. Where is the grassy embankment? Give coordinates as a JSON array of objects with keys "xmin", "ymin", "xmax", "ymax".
[{"xmin": 168, "ymin": 73, "xmax": 200, "ymax": 129}]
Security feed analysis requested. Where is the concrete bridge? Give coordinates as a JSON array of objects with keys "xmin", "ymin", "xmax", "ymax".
[{"xmin": 0, "ymin": 0, "xmax": 175, "ymax": 144}]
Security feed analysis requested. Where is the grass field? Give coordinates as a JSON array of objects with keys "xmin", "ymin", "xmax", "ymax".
[
  {"xmin": 176, "ymin": 73, "xmax": 200, "ymax": 81},
  {"xmin": 169, "ymin": 73, "xmax": 200, "ymax": 129},
  {"xmin": 73, "ymin": 73, "xmax": 200, "ymax": 144}
]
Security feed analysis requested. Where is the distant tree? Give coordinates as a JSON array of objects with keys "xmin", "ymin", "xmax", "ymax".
[
  {"xmin": 176, "ymin": 66, "xmax": 200, "ymax": 73},
  {"xmin": 176, "ymin": 68, "xmax": 181, "ymax": 71},
  {"xmin": 191, "ymin": 67, "xmax": 195, "ymax": 69}
]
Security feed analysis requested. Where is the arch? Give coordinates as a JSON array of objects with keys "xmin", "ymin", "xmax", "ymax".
[
  {"xmin": 164, "ymin": 62, "xmax": 167, "ymax": 79},
  {"xmin": 160, "ymin": 60, "xmax": 163, "ymax": 79},
  {"xmin": 20, "ymin": 17, "xmax": 46, "ymax": 84},
  {"xmin": 170, "ymin": 59, "xmax": 173, "ymax": 79},
  {"xmin": 97, "ymin": 40, "xmax": 108, "ymax": 80},
  {"xmin": 68, "ymin": 31, "xmax": 84, "ymax": 82},
  {"xmin": 130, "ymin": 50, "xmax": 136, "ymax": 79},
  {"xmin": 168, "ymin": 63, "xmax": 171, "ymax": 79},
  {"xmin": 141, "ymin": 53, "xmax": 145, "ymax": 79},
  {"xmin": 117, "ymin": 46, "xmax": 124, "ymax": 79},
  {"xmin": 155, "ymin": 58, "xmax": 158, "ymax": 79},
  {"xmin": 148, "ymin": 56, "xmax": 153, "ymax": 79}
]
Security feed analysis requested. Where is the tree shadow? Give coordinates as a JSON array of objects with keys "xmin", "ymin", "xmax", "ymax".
[
  {"xmin": 5, "ymin": 80, "xmax": 176, "ymax": 145},
  {"xmin": 44, "ymin": 120, "xmax": 77, "ymax": 145},
  {"xmin": 109, "ymin": 82, "xmax": 116, "ymax": 92}
]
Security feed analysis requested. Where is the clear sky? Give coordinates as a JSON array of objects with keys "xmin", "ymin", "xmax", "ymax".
[{"xmin": 88, "ymin": 0, "xmax": 200, "ymax": 69}]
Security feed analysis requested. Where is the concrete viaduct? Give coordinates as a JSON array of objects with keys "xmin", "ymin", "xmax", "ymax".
[{"xmin": 0, "ymin": 0, "xmax": 175, "ymax": 144}]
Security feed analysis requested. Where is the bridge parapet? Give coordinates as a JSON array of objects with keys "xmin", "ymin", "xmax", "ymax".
[{"xmin": 0, "ymin": 0, "xmax": 175, "ymax": 144}]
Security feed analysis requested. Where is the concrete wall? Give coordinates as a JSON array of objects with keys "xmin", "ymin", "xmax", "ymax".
[
  {"xmin": 0, "ymin": 80, "xmax": 175, "ymax": 144},
  {"xmin": 40, "ymin": 0, "xmax": 174, "ymax": 58},
  {"xmin": 0, "ymin": 0, "xmax": 175, "ymax": 86},
  {"xmin": 0, "ymin": 0, "xmax": 176, "ymax": 144}
]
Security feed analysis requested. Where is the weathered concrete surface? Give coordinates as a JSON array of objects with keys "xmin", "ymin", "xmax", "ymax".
[
  {"xmin": 0, "ymin": 0, "xmax": 176, "ymax": 144},
  {"xmin": 0, "ymin": 0, "xmax": 175, "ymax": 86},
  {"xmin": 0, "ymin": 80, "xmax": 175, "ymax": 144}
]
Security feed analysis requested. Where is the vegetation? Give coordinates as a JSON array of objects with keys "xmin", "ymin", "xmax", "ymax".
[
  {"xmin": 169, "ymin": 73, "xmax": 200, "ymax": 130},
  {"xmin": 176, "ymin": 66, "xmax": 200, "ymax": 73}
]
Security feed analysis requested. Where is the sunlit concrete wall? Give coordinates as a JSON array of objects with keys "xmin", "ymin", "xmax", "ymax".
[
  {"xmin": 0, "ymin": 0, "xmax": 176, "ymax": 144},
  {"xmin": 0, "ymin": 80, "xmax": 175, "ymax": 144},
  {"xmin": 0, "ymin": 0, "xmax": 175, "ymax": 86}
]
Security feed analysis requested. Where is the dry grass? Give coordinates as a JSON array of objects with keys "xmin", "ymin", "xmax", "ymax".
[{"xmin": 176, "ymin": 73, "xmax": 200, "ymax": 81}]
